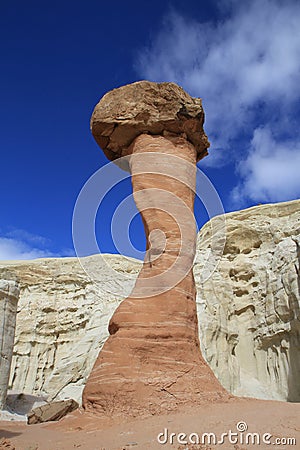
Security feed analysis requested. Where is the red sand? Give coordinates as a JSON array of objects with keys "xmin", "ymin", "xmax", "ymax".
[{"xmin": 0, "ymin": 397, "xmax": 299, "ymax": 449}]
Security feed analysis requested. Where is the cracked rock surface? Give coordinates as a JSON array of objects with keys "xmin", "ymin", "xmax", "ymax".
[{"xmin": 91, "ymin": 80, "xmax": 209, "ymax": 162}]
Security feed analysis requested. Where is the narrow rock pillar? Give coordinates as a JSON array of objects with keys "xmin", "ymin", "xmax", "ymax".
[
  {"xmin": 82, "ymin": 81, "xmax": 228, "ymax": 417},
  {"xmin": 0, "ymin": 280, "xmax": 20, "ymax": 410}
]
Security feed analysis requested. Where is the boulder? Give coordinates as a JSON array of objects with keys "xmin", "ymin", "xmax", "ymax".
[
  {"xmin": 91, "ymin": 80, "xmax": 209, "ymax": 162},
  {"xmin": 27, "ymin": 398, "xmax": 78, "ymax": 424}
]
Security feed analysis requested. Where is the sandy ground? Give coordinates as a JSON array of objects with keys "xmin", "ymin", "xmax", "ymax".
[{"xmin": 0, "ymin": 397, "xmax": 299, "ymax": 450}]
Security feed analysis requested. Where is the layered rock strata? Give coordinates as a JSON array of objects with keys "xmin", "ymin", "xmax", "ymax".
[
  {"xmin": 0, "ymin": 279, "xmax": 20, "ymax": 409},
  {"xmin": 82, "ymin": 81, "xmax": 228, "ymax": 416}
]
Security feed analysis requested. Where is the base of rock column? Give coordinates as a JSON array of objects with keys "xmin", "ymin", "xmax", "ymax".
[{"xmin": 82, "ymin": 295, "xmax": 230, "ymax": 418}]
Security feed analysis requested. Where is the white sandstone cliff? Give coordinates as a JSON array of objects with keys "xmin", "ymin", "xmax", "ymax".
[
  {"xmin": 0, "ymin": 279, "xmax": 20, "ymax": 409},
  {"xmin": 195, "ymin": 199, "xmax": 300, "ymax": 402},
  {"xmin": 2, "ymin": 255, "xmax": 140, "ymax": 403},
  {"xmin": 0, "ymin": 199, "xmax": 299, "ymax": 404}
]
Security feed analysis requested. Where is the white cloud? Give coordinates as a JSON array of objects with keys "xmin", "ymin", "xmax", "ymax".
[
  {"xmin": 232, "ymin": 126, "xmax": 300, "ymax": 204},
  {"xmin": 0, "ymin": 229, "xmax": 74, "ymax": 260},
  {"xmin": 0, "ymin": 237, "xmax": 57, "ymax": 260},
  {"xmin": 5, "ymin": 229, "xmax": 51, "ymax": 247},
  {"xmin": 136, "ymin": 0, "xmax": 300, "ymax": 201}
]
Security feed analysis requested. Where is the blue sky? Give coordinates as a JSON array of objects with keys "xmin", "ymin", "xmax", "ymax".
[{"xmin": 1, "ymin": 0, "xmax": 300, "ymax": 260}]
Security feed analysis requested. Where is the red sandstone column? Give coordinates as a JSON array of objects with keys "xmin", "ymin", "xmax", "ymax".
[{"xmin": 82, "ymin": 81, "xmax": 228, "ymax": 418}]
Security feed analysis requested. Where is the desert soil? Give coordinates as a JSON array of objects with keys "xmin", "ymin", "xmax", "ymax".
[{"xmin": 0, "ymin": 397, "xmax": 299, "ymax": 450}]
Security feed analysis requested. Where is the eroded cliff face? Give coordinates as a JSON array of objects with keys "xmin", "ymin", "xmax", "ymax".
[
  {"xmin": 2, "ymin": 256, "xmax": 140, "ymax": 403},
  {"xmin": 195, "ymin": 199, "xmax": 300, "ymax": 402},
  {"xmin": 0, "ymin": 199, "xmax": 299, "ymax": 404}
]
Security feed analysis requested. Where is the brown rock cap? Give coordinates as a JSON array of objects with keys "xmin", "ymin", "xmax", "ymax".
[{"xmin": 91, "ymin": 80, "xmax": 210, "ymax": 162}]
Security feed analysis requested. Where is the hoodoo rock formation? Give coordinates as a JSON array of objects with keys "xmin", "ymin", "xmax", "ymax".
[{"xmin": 82, "ymin": 81, "xmax": 228, "ymax": 417}]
